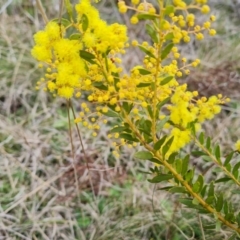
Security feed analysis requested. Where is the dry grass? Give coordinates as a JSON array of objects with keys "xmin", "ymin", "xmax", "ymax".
[{"xmin": 1, "ymin": 0, "xmax": 240, "ymax": 239}]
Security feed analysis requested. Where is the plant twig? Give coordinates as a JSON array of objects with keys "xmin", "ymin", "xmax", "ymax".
[
  {"xmin": 58, "ymin": 0, "xmax": 64, "ymax": 25},
  {"xmin": 35, "ymin": 0, "xmax": 49, "ymax": 24},
  {"xmin": 198, "ymin": 214, "xmax": 206, "ymax": 240},
  {"xmin": 67, "ymin": 99, "xmax": 81, "ymax": 205},
  {"xmin": 69, "ymin": 100, "xmax": 97, "ymax": 202}
]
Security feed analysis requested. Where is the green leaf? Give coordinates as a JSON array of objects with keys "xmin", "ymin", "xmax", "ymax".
[
  {"xmin": 113, "ymin": 72, "xmax": 120, "ymax": 91},
  {"xmin": 215, "ymin": 194, "xmax": 223, "ymax": 212},
  {"xmin": 156, "ymin": 97, "xmax": 170, "ymax": 111},
  {"xmin": 161, "ymin": 43, "xmax": 174, "ymax": 60},
  {"xmin": 198, "ymin": 132, "xmax": 205, "ymax": 145},
  {"xmin": 101, "ymin": 108, "xmax": 119, "ymax": 118},
  {"xmin": 93, "ymin": 82, "xmax": 108, "ymax": 90},
  {"xmin": 110, "ymin": 126, "xmax": 126, "ymax": 133},
  {"xmin": 156, "ymin": 116, "xmax": 170, "ymax": 132},
  {"xmin": 157, "ymin": 186, "xmax": 173, "ymax": 191},
  {"xmin": 64, "ymin": 0, "xmax": 73, "ymax": 19},
  {"xmin": 167, "ymin": 152, "xmax": 178, "ymax": 164},
  {"xmin": 119, "ymin": 133, "xmax": 138, "ymax": 142},
  {"xmin": 225, "ymin": 213, "xmax": 235, "ymax": 222},
  {"xmin": 185, "ymin": 169, "xmax": 194, "ymax": 183},
  {"xmin": 224, "ymin": 201, "xmax": 228, "ymax": 215},
  {"xmin": 137, "ymin": 13, "xmax": 157, "ymax": 20},
  {"xmin": 164, "ymin": 5, "xmax": 175, "ymax": 15},
  {"xmin": 232, "ymin": 162, "xmax": 240, "ymax": 179},
  {"xmin": 225, "ymin": 163, "xmax": 232, "ymax": 172},
  {"xmin": 138, "ymin": 68, "xmax": 152, "ymax": 75},
  {"xmin": 215, "ymin": 220, "xmax": 222, "ymax": 232},
  {"xmin": 200, "ymin": 185, "xmax": 207, "ymax": 198},
  {"xmin": 122, "ymin": 102, "xmax": 133, "ymax": 114},
  {"xmin": 198, "ymin": 209, "xmax": 210, "ymax": 214},
  {"xmin": 202, "ymin": 156, "xmax": 212, "ymax": 162},
  {"xmin": 134, "ymin": 151, "xmax": 153, "ymax": 160},
  {"xmin": 208, "ymin": 182, "xmax": 215, "ymax": 197},
  {"xmin": 189, "ymin": 121, "xmax": 196, "ymax": 136},
  {"xmin": 103, "ymin": 53, "xmax": 109, "ymax": 72},
  {"xmin": 137, "ymin": 82, "xmax": 152, "ymax": 88},
  {"xmin": 179, "ymin": 198, "xmax": 195, "ymax": 208},
  {"xmin": 82, "ymin": 14, "xmax": 89, "ymax": 32},
  {"xmin": 169, "ymin": 186, "xmax": 187, "ymax": 193},
  {"xmin": 215, "ymin": 177, "xmax": 231, "ymax": 183},
  {"xmin": 138, "ymin": 118, "xmax": 152, "ymax": 136},
  {"xmin": 192, "ymin": 182, "xmax": 200, "ymax": 193},
  {"xmin": 175, "ymin": 159, "xmax": 182, "ymax": 174},
  {"xmin": 80, "ymin": 50, "xmax": 96, "ymax": 64},
  {"xmin": 149, "ymin": 158, "xmax": 162, "ymax": 165},
  {"xmin": 214, "ymin": 144, "xmax": 221, "ymax": 164},
  {"xmin": 154, "ymin": 135, "xmax": 167, "ymax": 150},
  {"xmin": 51, "ymin": 18, "xmax": 71, "ymax": 27},
  {"xmin": 205, "ymin": 196, "xmax": 215, "ymax": 204},
  {"xmin": 165, "ymin": 32, "xmax": 174, "ymax": 40},
  {"xmin": 229, "ymin": 202, "xmax": 234, "ymax": 213},
  {"xmin": 139, "ymin": 45, "xmax": 155, "ymax": 58},
  {"xmin": 146, "ymin": 24, "xmax": 158, "ymax": 43},
  {"xmin": 224, "ymin": 151, "xmax": 234, "ymax": 166},
  {"xmin": 147, "ymin": 106, "xmax": 153, "ymax": 118},
  {"xmin": 150, "ymin": 166, "xmax": 159, "ymax": 174},
  {"xmin": 191, "ymin": 151, "xmax": 207, "ymax": 157},
  {"xmin": 233, "ymin": 170, "xmax": 239, "ymax": 179},
  {"xmin": 160, "ymin": 76, "xmax": 173, "ymax": 86},
  {"xmin": 69, "ymin": 33, "xmax": 81, "ymax": 40},
  {"xmin": 192, "ymin": 198, "xmax": 199, "ymax": 205},
  {"xmin": 206, "ymin": 137, "xmax": 211, "ymax": 150},
  {"xmin": 236, "ymin": 212, "xmax": 240, "ymax": 226},
  {"xmin": 192, "ymin": 175, "xmax": 204, "ymax": 193},
  {"xmin": 162, "ymin": 136, "xmax": 174, "ymax": 157},
  {"xmin": 181, "ymin": 155, "xmax": 189, "ymax": 176},
  {"xmin": 148, "ymin": 174, "xmax": 173, "ymax": 183}
]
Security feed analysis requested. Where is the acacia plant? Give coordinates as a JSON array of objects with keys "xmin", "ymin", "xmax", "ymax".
[{"xmin": 32, "ymin": 0, "xmax": 240, "ymax": 237}]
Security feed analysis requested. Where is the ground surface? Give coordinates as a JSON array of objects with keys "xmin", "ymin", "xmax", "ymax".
[{"xmin": 1, "ymin": 1, "xmax": 240, "ymax": 239}]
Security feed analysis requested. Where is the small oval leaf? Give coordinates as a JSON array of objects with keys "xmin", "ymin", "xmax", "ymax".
[
  {"xmin": 224, "ymin": 151, "xmax": 234, "ymax": 166},
  {"xmin": 160, "ymin": 76, "xmax": 173, "ymax": 86},
  {"xmin": 164, "ymin": 5, "xmax": 175, "ymax": 15},
  {"xmin": 139, "ymin": 45, "xmax": 156, "ymax": 58},
  {"xmin": 154, "ymin": 135, "xmax": 167, "ymax": 151},
  {"xmin": 161, "ymin": 43, "xmax": 174, "ymax": 60},
  {"xmin": 82, "ymin": 14, "xmax": 89, "ymax": 32},
  {"xmin": 148, "ymin": 174, "xmax": 173, "ymax": 183},
  {"xmin": 101, "ymin": 108, "xmax": 119, "ymax": 118},
  {"xmin": 138, "ymin": 68, "xmax": 152, "ymax": 75},
  {"xmin": 134, "ymin": 151, "xmax": 153, "ymax": 160}
]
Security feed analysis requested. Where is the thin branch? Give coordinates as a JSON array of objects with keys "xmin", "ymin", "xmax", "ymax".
[
  {"xmin": 58, "ymin": 0, "xmax": 64, "ymax": 24},
  {"xmin": 69, "ymin": 100, "xmax": 97, "ymax": 201},
  {"xmin": 35, "ymin": 0, "xmax": 49, "ymax": 24},
  {"xmin": 198, "ymin": 214, "xmax": 206, "ymax": 240},
  {"xmin": 67, "ymin": 99, "xmax": 80, "ymax": 205}
]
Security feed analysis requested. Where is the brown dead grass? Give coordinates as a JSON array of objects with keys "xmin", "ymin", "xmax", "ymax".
[{"xmin": 1, "ymin": 0, "xmax": 240, "ymax": 239}]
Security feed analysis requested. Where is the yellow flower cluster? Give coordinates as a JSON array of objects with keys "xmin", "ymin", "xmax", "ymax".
[
  {"xmin": 32, "ymin": 0, "xmax": 128, "ymax": 99},
  {"xmin": 127, "ymin": 0, "xmax": 216, "ymax": 43},
  {"xmin": 32, "ymin": 22, "xmax": 86, "ymax": 98},
  {"xmin": 75, "ymin": 0, "xmax": 127, "ymax": 52},
  {"xmin": 165, "ymin": 87, "xmax": 225, "ymax": 156},
  {"xmin": 32, "ymin": 0, "xmax": 227, "ymax": 158},
  {"xmin": 112, "ymin": 0, "xmax": 226, "ymax": 156}
]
